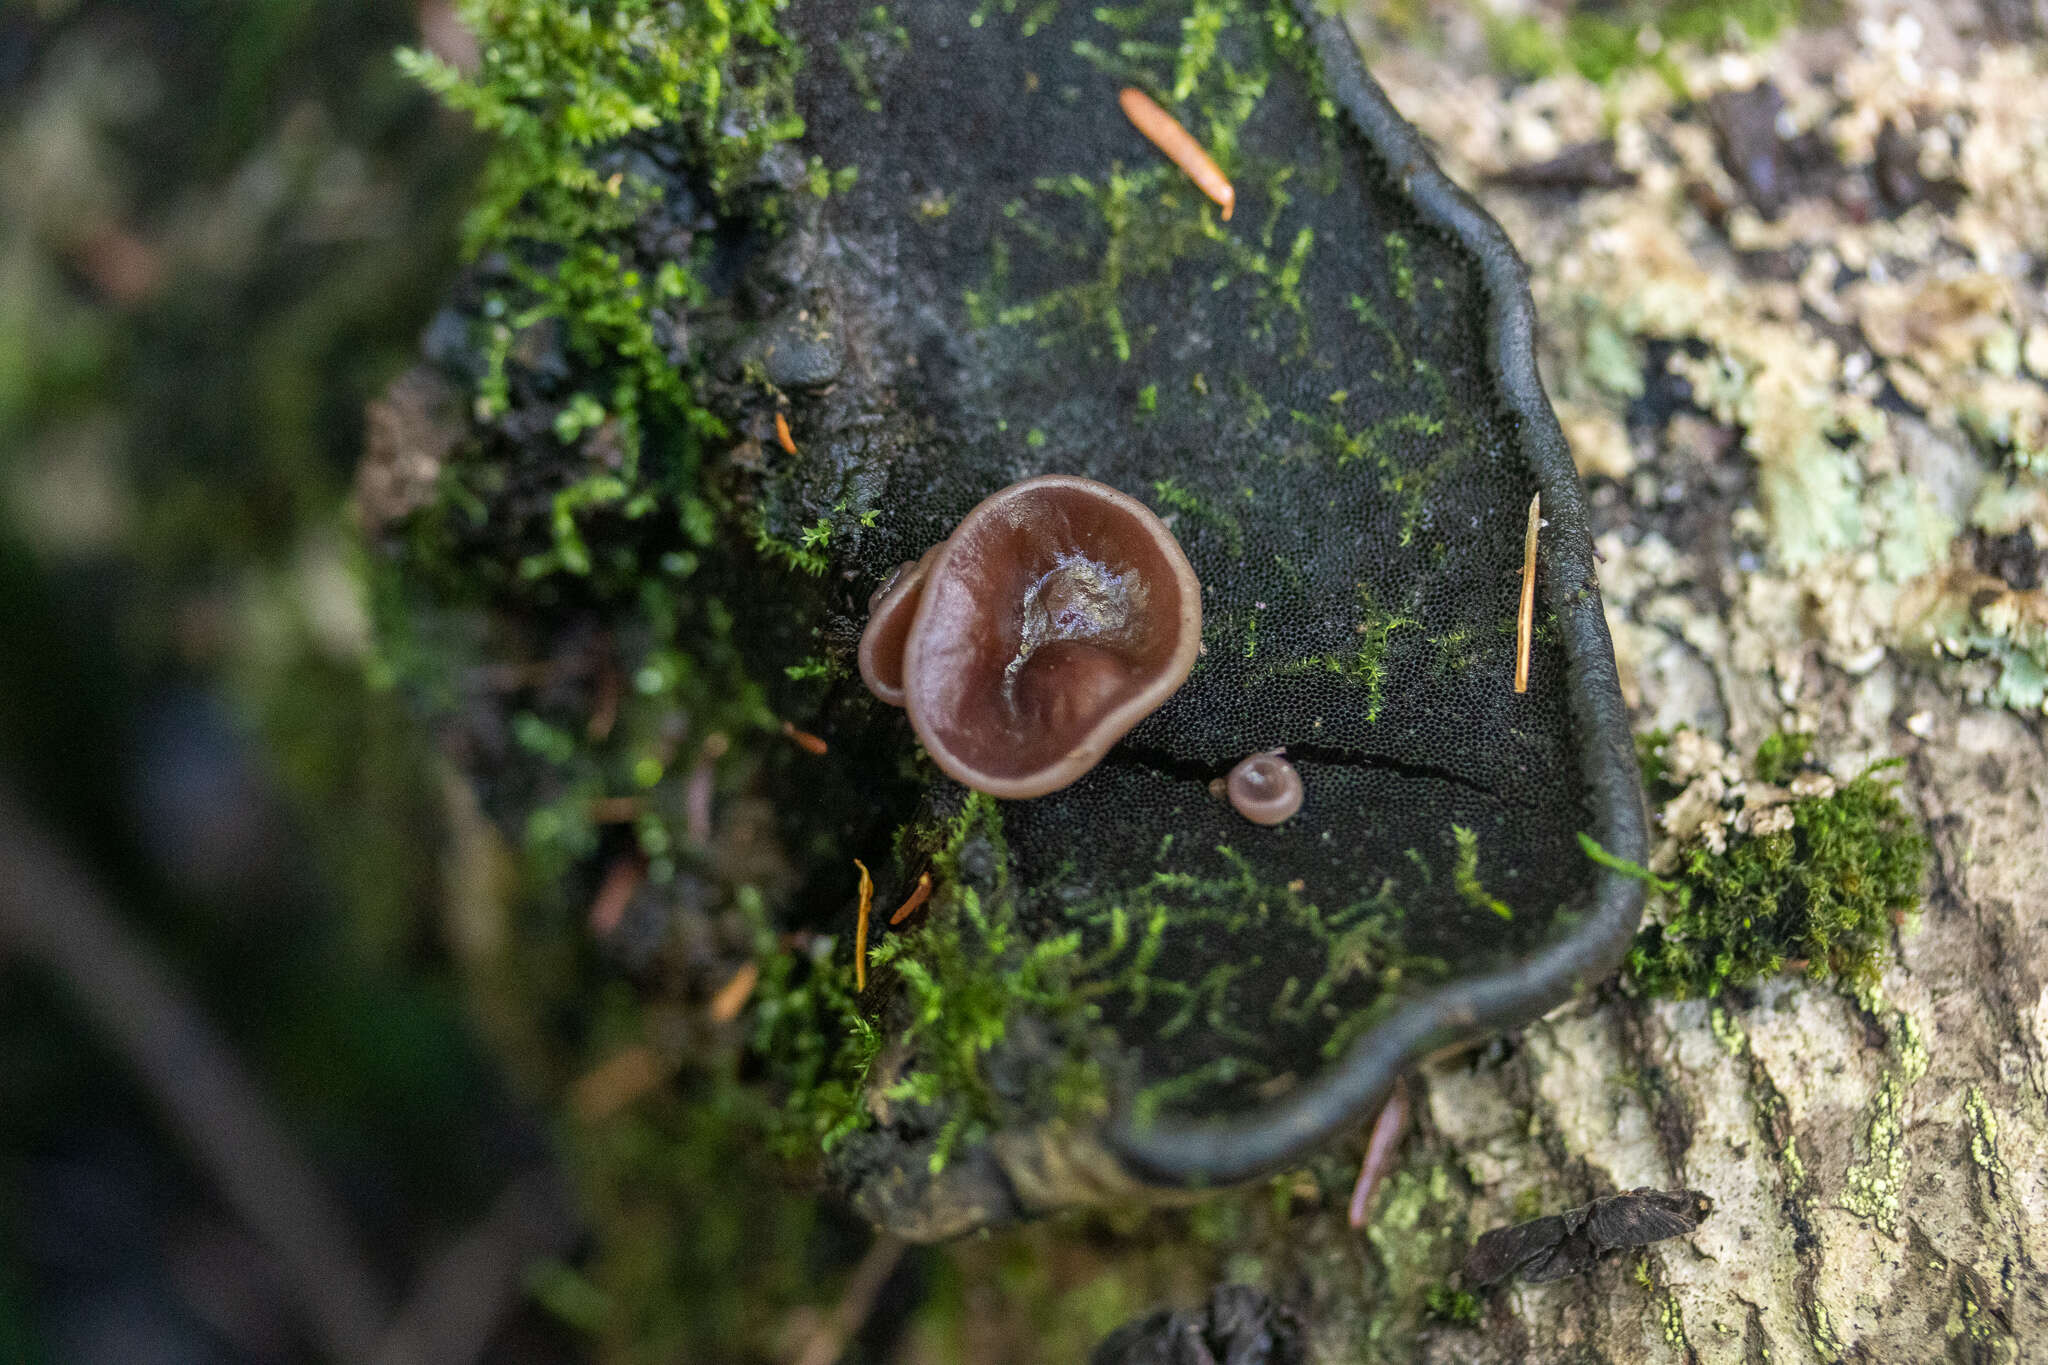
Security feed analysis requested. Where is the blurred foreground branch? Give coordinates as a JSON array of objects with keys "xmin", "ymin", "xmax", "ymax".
[
  {"xmin": 0, "ymin": 778, "xmax": 579, "ymax": 1363},
  {"xmin": 0, "ymin": 778, "xmax": 393, "ymax": 1360}
]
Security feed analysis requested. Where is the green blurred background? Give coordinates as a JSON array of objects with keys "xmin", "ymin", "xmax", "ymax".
[{"xmin": 0, "ymin": 0, "xmax": 540, "ymax": 1358}]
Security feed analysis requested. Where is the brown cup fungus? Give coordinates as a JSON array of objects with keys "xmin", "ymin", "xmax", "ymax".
[
  {"xmin": 1224, "ymin": 751, "xmax": 1304, "ymax": 826},
  {"xmin": 858, "ymin": 475, "xmax": 1202, "ymax": 799}
]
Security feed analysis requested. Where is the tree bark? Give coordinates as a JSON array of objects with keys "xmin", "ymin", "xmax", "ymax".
[{"xmin": 1262, "ymin": 9, "xmax": 2048, "ymax": 1360}]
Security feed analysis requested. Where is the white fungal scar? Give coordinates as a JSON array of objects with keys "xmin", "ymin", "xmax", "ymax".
[{"xmin": 1005, "ymin": 552, "xmax": 1142, "ymax": 690}]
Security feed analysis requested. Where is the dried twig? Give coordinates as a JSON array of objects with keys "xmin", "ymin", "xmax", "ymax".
[
  {"xmin": 570, "ymin": 1044, "xmax": 665, "ymax": 1123},
  {"xmin": 587, "ymin": 855, "xmax": 643, "ymax": 935},
  {"xmin": 787, "ymin": 1234, "xmax": 907, "ymax": 1365},
  {"xmin": 1347, "ymin": 1077, "xmax": 1410, "ymax": 1228},
  {"xmin": 708, "ymin": 960, "xmax": 760, "ymax": 1023},
  {"xmin": 781, "ymin": 719, "xmax": 828, "ymax": 756},
  {"xmin": 0, "ymin": 780, "xmax": 390, "ymax": 1363}
]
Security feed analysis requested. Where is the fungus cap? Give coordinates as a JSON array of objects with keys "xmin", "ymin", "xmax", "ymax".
[
  {"xmin": 899, "ymin": 474, "xmax": 1201, "ymax": 798},
  {"xmin": 1224, "ymin": 751, "xmax": 1304, "ymax": 825}
]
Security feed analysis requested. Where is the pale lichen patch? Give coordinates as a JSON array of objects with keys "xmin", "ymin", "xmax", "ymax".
[
  {"xmin": 1837, "ymin": 1009, "xmax": 1929, "ymax": 1238},
  {"xmin": 1380, "ymin": 11, "xmax": 2048, "ymax": 718}
]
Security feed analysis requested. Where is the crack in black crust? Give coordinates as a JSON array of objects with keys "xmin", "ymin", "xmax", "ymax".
[
  {"xmin": 1103, "ymin": 742, "xmax": 1499, "ymax": 804},
  {"xmin": 1098, "ymin": 0, "xmax": 1650, "ymax": 1188}
]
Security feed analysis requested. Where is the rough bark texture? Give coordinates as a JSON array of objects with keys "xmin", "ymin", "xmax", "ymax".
[
  {"xmin": 1378, "ymin": 685, "xmax": 2046, "ymax": 1365},
  {"xmin": 1257, "ymin": 4, "xmax": 2048, "ymax": 1360}
]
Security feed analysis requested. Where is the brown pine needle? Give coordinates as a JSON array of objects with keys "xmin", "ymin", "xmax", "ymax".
[
  {"xmin": 1515, "ymin": 491, "xmax": 1540, "ymax": 694},
  {"xmin": 888, "ymin": 871, "xmax": 933, "ymax": 926},
  {"xmin": 708, "ymin": 960, "xmax": 760, "ymax": 1023},
  {"xmin": 781, "ymin": 719, "xmax": 828, "ymax": 755},
  {"xmin": 774, "ymin": 411, "xmax": 797, "ymax": 454},
  {"xmin": 1118, "ymin": 88, "xmax": 1235, "ymax": 221},
  {"xmin": 853, "ymin": 859, "xmax": 874, "ymax": 992}
]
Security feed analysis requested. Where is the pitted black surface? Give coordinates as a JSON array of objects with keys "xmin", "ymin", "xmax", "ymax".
[{"xmin": 767, "ymin": 0, "xmax": 1609, "ymax": 1124}]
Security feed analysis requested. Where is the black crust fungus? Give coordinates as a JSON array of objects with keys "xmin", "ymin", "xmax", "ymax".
[
  {"xmin": 769, "ymin": 0, "xmax": 1645, "ymax": 1228},
  {"xmin": 378, "ymin": 0, "xmax": 1648, "ymax": 1241}
]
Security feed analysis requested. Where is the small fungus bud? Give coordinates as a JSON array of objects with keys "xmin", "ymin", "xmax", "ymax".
[
  {"xmin": 858, "ymin": 474, "xmax": 1202, "ymax": 798},
  {"xmin": 1225, "ymin": 751, "xmax": 1304, "ymax": 826}
]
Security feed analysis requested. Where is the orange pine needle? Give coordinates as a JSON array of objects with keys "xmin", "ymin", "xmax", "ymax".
[
  {"xmin": 889, "ymin": 871, "xmax": 933, "ymax": 926},
  {"xmin": 1515, "ymin": 492, "xmax": 1540, "ymax": 695},
  {"xmin": 1118, "ymin": 88, "xmax": 1235, "ymax": 221},
  {"xmin": 853, "ymin": 859, "xmax": 874, "ymax": 991},
  {"xmin": 708, "ymin": 961, "xmax": 760, "ymax": 1023},
  {"xmin": 774, "ymin": 411, "xmax": 797, "ymax": 454},
  {"xmin": 781, "ymin": 719, "xmax": 828, "ymax": 755}
]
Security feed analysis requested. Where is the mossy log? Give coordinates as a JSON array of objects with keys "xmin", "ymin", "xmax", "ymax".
[{"xmin": 365, "ymin": 0, "xmax": 2048, "ymax": 1358}]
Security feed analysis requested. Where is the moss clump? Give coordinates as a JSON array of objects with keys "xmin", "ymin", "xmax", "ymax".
[
  {"xmin": 1486, "ymin": 0, "xmax": 1806, "ymax": 86},
  {"xmin": 381, "ymin": 0, "xmax": 816, "ymax": 879},
  {"xmin": 1422, "ymin": 1283, "xmax": 1482, "ymax": 1327},
  {"xmin": 1752, "ymin": 730, "xmax": 1814, "ymax": 785},
  {"xmin": 391, "ymin": 0, "xmax": 814, "ymax": 599},
  {"xmin": 754, "ymin": 794, "xmax": 1104, "ymax": 1173},
  {"xmin": 1625, "ymin": 737, "xmax": 1926, "ymax": 999}
]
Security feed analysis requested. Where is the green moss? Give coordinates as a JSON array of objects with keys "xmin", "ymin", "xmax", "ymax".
[
  {"xmin": 1264, "ymin": 585, "xmax": 1415, "ymax": 720},
  {"xmin": 991, "ymin": 163, "xmax": 1315, "ymax": 362},
  {"xmin": 1485, "ymin": 0, "xmax": 1806, "ymax": 86},
  {"xmin": 1451, "ymin": 825, "xmax": 1514, "ymax": 921},
  {"xmin": 1422, "ymin": 1283, "xmax": 1481, "ymax": 1327},
  {"xmin": 1624, "ymin": 736, "xmax": 1926, "ymax": 1000},
  {"xmin": 399, "ymin": 0, "xmax": 801, "ymax": 577},
  {"xmin": 1290, "ymin": 409, "xmax": 1459, "ymax": 547},
  {"xmin": 1753, "ymin": 730, "xmax": 1814, "ymax": 785},
  {"xmin": 990, "ymin": 2, "xmax": 1339, "ymax": 366},
  {"xmin": 400, "ymin": 0, "xmax": 798, "ymax": 234},
  {"xmin": 756, "ymin": 794, "xmax": 1114, "ymax": 1171},
  {"xmin": 749, "ymin": 888, "xmax": 884, "ymax": 1157},
  {"xmin": 380, "ymin": 0, "xmax": 822, "ymax": 885}
]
